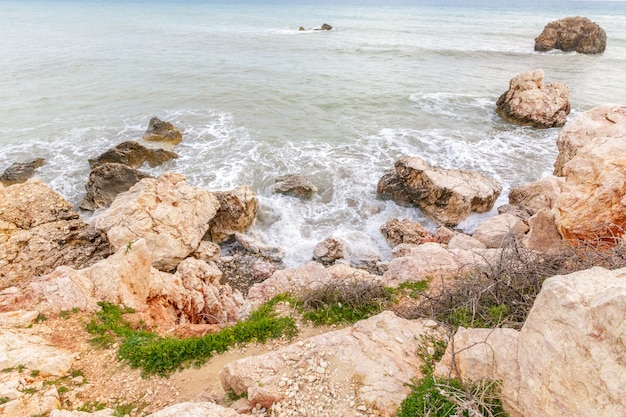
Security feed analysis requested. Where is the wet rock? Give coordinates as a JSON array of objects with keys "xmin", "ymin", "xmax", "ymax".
[
  {"xmin": 94, "ymin": 172, "xmax": 220, "ymax": 271},
  {"xmin": 80, "ymin": 162, "xmax": 152, "ymax": 211},
  {"xmin": 380, "ymin": 218, "xmax": 435, "ymax": 247},
  {"xmin": 535, "ymin": 16, "xmax": 607, "ymax": 54},
  {"xmin": 1, "ymin": 179, "xmax": 110, "ymax": 289},
  {"xmin": 141, "ymin": 117, "xmax": 183, "ymax": 146},
  {"xmin": 0, "ymin": 158, "xmax": 45, "ymax": 186},
  {"xmin": 274, "ymin": 174, "xmax": 318, "ymax": 199},
  {"xmin": 554, "ymin": 105, "xmax": 626, "ymax": 176},
  {"xmin": 376, "ymin": 169, "xmax": 413, "ymax": 207},
  {"xmin": 207, "ymin": 186, "xmax": 258, "ymax": 244},
  {"xmin": 88, "ymin": 140, "xmax": 178, "ymax": 169},
  {"xmin": 312, "ymin": 236, "xmax": 348, "ymax": 266},
  {"xmin": 496, "ymin": 69, "xmax": 570, "ymax": 128},
  {"xmin": 381, "ymin": 156, "xmax": 501, "ymax": 226}
]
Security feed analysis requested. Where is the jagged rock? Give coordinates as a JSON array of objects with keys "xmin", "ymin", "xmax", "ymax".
[
  {"xmin": 381, "ymin": 156, "xmax": 501, "ymax": 226},
  {"xmin": 0, "ymin": 158, "xmax": 45, "ymax": 186},
  {"xmin": 535, "ymin": 16, "xmax": 607, "ymax": 54},
  {"xmin": 94, "ymin": 172, "xmax": 220, "ymax": 271},
  {"xmin": 89, "ymin": 141, "xmax": 177, "ymax": 169},
  {"xmin": 192, "ymin": 241, "xmax": 222, "ymax": 263},
  {"xmin": 208, "ymin": 186, "xmax": 259, "ymax": 244},
  {"xmin": 80, "ymin": 162, "xmax": 152, "ymax": 211},
  {"xmin": 508, "ymin": 175, "xmax": 564, "ymax": 214},
  {"xmin": 318, "ymin": 23, "xmax": 332, "ymax": 30},
  {"xmin": 0, "ymin": 179, "xmax": 110, "ymax": 289},
  {"xmin": 233, "ymin": 233, "xmax": 284, "ymax": 262},
  {"xmin": 554, "ymin": 105, "xmax": 626, "ymax": 176},
  {"xmin": 472, "ymin": 213, "xmax": 529, "ymax": 248},
  {"xmin": 497, "ymin": 204, "xmax": 532, "ymax": 221},
  {"xmin": 0, "ymin": 330, "xmax": 74, "ymax": 376},
  {"xmin": 437, "ymin": 266, "xmax": 626, "ymax": 417},
  {"xmin": 145, "ymin": 402, "xmax": 240, "ymax": 417},
  {"xmin": 380, "ymin": 218, "xmax": 435, "ymax": 247},
  {"xmin": 141, "ymin": 117, "xmax": 183, "ymax": 146},
  {"xmin": 274, "ymin": 174, "xmax": 318, "ymax": 199},
  {"xmin": 496, "ymin": 69, "xmax": 570, "ymax": 128},
  {"xmin": 522, "ymin": 209, "xmax": 567, "ymax": 255},
  {"xmin": 221, "ymin": 311, "xmax": 447, "ymax": 417},
  {"xmin": 434, "ymin": 226, "xmax": 455, "ymax": 244},
  {"xmin": 312, "ymin": 237, "xmax": 348, "ymax": 266},
  {"xmin": 376, "ymin": 169, "xmax": 416, "ymax": 207},
  {"xmin": 0, "ymin": 386, "xmax": 61, "ymax": 417}
]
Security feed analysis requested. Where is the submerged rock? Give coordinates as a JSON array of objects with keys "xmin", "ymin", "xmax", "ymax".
[
  {"xmin": 274, "ymin": 173, "xmax": 318, "ymax": 200},
  {"xmin": 80, "ymin": 162, "xmax": 152, "ymax": 211},
  {"xmin": 535, "ymin": 16, "xmax": 607, "ymax": 54},
  {"xmin": 88, "ymin": 140, "xmax": 178, "ymax": 169},
  {"xmin": 496, "ymin": 69, "xmax": 570, "ymax": 128},
  {"xmin": 0, "ymin": 158, "xmax": 45, "ymax": 186},
  {"xmin": 141, "ymin": 117, "xmax": 183, "ymax": 146}
]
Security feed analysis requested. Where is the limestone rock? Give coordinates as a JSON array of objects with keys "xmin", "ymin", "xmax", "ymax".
[
  {"xmin": 312, "ymin": 237, "xmax": 348, "ymax": 266},
  {"xmin": 376, "ymin": 169, "xmax": 413, "ymax": 207},
  {"xmin": 94, "ymin": 172, "xmax": 220, "ymax": 271},
  {"xmin": 387, "ymin": 156, "xmax": 502, "ymax": 226},
  {"xmin": 208, "ymin": 185, "xmax": 258, "ymax": 244},
  {"xmin": 1, "ymin": 179, "xmax": 110, "ymax": 289},
  {"xmin": 220, "ymin": 311, "xmax": 447, "ymax": 417},
  {"xmin": 472, "ymin": 213, "xmax": 529, "ymax": 249},
  {"xmin": 555, "ymin": 135, "xmax": 626, "ymax": 244},
  {"xmin": 0, "ymin": 158, "xmax": 45, "ymax": 186},
  {"xmin": 508, "ymin": 175, "xmax": 564, "ymax": 214},
  {"xmin": 496, "ymin": 69, "xmax": 570, "ymax": 128},
  {"xmin": 0, "ymin": 330, "xmax": 74, "ymax": 376},
  {"xmin": 522, "ymin": 209, "xmax": 567, "ymax": 255},
  {"xmin": 497, "ymin": 204, "xmax": 532, "ymax": 221},
  {"xmin": 274, "ymin": 173, "xmax": 318, "ymax": 199},
  {"xmin": 380, "ymin": 218, "xmax": 435, "ymax": 247},
  {"xmin": 447, "ymin": 233, "xmax": 487, "ymax": 250},
  {"xmin": 51, "ymin": 410, "xmax": 114, "ymax": 417},
  {"xmin": 0, "ymin": 310, "xmax": 40, "ymax": 328},
  {"xmin": 145, "ymin": 402, "xmax": 240, "ymax": 417},
  {"xmin": 80, "ymin": 162, "xmax": 152, "ymax": 211},
  {"xmin": 554, "ymin": 105, "xmax": 626, "ymax": 176},
  {"xmin": 434, "ymin": 226, "xmax": 455, "ymax": 244},
  {"xmin": 535, "ymin": 16, "xmax": 607, "ymax": 54},
  {"xmin": 382, "ymin": 242, "xmax": 459, "ymax": 287},
  {"xmin": 192, "ymin": 240, "xmax": 222, "ymax": 263},
  {"xmin": 88, "ymin": 140, "xmax": 178, "ymax": 169},
  {"xmin": 233, "ymin": 233, "xmax": 284, "ymax": 262},
  {"xmin": 0, "ymin": 386, "xmax": 61, "ymax": 417},
  {"xmin": 141, "ymin": 117, "xmax": 182, "ymax": 146}
]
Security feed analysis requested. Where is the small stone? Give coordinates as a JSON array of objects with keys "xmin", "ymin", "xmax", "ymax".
[{"xmin": 357, "ymin": 405, "xmax": 368, "ymax": 411}]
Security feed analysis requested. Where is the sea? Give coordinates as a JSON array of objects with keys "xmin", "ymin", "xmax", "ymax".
[{"xmin": 1, "ymin": 0, "xmax": 625, "ymax": 267}]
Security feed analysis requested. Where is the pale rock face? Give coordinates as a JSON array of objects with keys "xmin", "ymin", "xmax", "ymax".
[
  {"xmin": 207, "ymin": 185, "xmax": 258, "ymax": 244},
  {"xmin": 0, "ymin": 330, "xmax": 74, "ymax": 376},
  {"xmin": 0, "ymin": 179, "xmax": 110, "ymax": 288},
  {"xmin": 472, "ymin": 213, "xmax": 529, "ymax": 249},
  {"xmin": 0, "ymin": 310, "xmax": 40, "ymax": 328},
  {"xmin": 50, "ymin": 410, "xmax": 114, "ymax": 417},
  {"xmin": 145, "ymin": 402, "xmax": 240, "ymax": 417},
  {"xmin": 220, "ymin": 311, "xmax": 448, "ymax": 417},
  {"xmin": 554, "ymin": 105, "xmax": 626, "ymax": 176},
  {"xmin": 522, "ymin": 209, "xmax": 567, "ymax": 254},
  {"xmin": 508, "ymin": 175, "xmax": 565, "ymax": 214},
  {"xmin": 447, "ymin": 233, "xmax": 487, "ymax": 251},
  {"xmin": 555, "ymin": 135, "xmax": 626, "ymax": 244},
  {"xmin": 0, "ymin": 387, "xmax": 61, "ymax": 417},
  {"xmin": 94, "ymin": 172, "xmax": 220, "ymax": 271},
  {"xmin": 393, "ymin": 156, "xmax": 502, "ymax": 226},
  {"xmin": 496, "ymin": 69, "xmax": 570, "ymax": 128}
]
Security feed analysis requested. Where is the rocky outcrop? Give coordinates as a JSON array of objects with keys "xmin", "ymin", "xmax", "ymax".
[
  {"xmin": 1, "ymin": 158, "xmax": 45, "ymax": 186},
  {"xmin": 378, "ymin": 156, "xmax": 502, "ymax": 226},
  {"xmin": 141, "ymin": 117, "xmax": 183, "ymax": 146},
  {"xmin": 94, "ymin": 172, "xmax": 220, "ymax": 271},
  {"xmin": 145, "ymin": 402, "xmax": 240, "ymax": 417},
  {"xmin": 88, "ymin": 141, "xmax": 177, "ymax": 169},
  {"xmin": 312, "ymin": 236, "xmax": 348, "ymax": 266},
  {"xmin": 80, "ymin": 163, "xmax": 152, "ymax": 211},
  {"xmin": 0, "ymin": 179, "xmax": 110, "ymax": 289},
  {"xmin": 508, "ymin": 175, "xmax": 564, "ymax": 214},
  {"xmin": 380, "ymin": 218, "xmax": 435, "ymax": 247},
  {"xmin": 472, "ymin": 213, "xmax": 529, "ymax": 248},
  {"xmin": 553, "ymin": 105, "xmax": 626, "ymax": 176},
  {"xmin": 221, "ymin": 311, "xmax": 447, "ymax": 417},
  {"xmin": 496, "ymin": 69, "xmax": 570, "ymax": 128},
  {"xmin": 207, "ymin": 186, "xmax": 258, "ymax": 244},
  {"xmin": 535, "ymin": 16, "xmax": 607, "ymax": 54},
  {"xmin": 274, "ymin": 174, "xmax": 318, "ymax": 200},
  {"xmin": 437, "ymin": 266, "xmax": 626, "ymax": 417}
]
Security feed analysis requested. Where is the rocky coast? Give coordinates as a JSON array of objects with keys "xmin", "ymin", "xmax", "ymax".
[{"xmin": 1, "ymin": 18, "xmax": 625, "ymax": 417}]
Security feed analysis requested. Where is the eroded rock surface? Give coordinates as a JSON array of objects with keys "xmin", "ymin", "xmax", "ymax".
[
  {"xmin": 380, "ymin": 217, "xmax": 435, "ymax": 247},
  {"xmin": 88, "ymin": 141, "xmax": 178, "ymax": 169},
  {"xmin": 80, "ymin": 162, "xmax": 152, "ymax": 211},
  {"xmin": 274, "ymin": 174, "xmax": 318, "ymax": 200},
  {"xmin": 1, "ymin": 158, "xmax": 45, "ymax": 186},
  {"xmin": 141, "ymin": 117, "xmax": 183, "ymax": 146},
  {"xmin": 535, "ymin": 16, "xmax": 607, "ymax": 54},
  {"xmin": 208, "ymin": 186, "xmax": 259, "ymax": 244}
]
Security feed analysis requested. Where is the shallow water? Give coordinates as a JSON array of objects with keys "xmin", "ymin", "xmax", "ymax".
[{"xmin": 2, "ymin": 0, "xmax": 625, "ymax": 266}]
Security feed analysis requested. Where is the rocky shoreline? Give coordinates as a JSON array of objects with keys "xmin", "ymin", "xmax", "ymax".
[{"xmin": 1, "ymin": 17, "xmax": 624, "ymax": 417}]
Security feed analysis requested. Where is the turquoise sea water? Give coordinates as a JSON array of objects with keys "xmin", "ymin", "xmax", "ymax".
[{"xmin": 1, "ymin": 0, "xmax": 625, "ymax": 265}]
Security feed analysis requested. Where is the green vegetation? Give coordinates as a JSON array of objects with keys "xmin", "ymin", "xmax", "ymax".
[
  {"xmin": 225, "ymin": 390, "xmax": 248, "ymax": 404},
  {"xmin": 297, "ymin": 280, "xmax": 391, "ymax": 325},
  {"xmin": 30, "ymin": 370, "xmax": 40, "ymax": 378},
  {"xmin": 387, "ymin": 279, "xmax": 430, "ymax": 300},
  {"xmin": 77, "ymin": 401, "xmax": 107, "ymax": 412},
  {"xmin": 0, "ymin": 397, "xmax": 10, "ymax": 405},
  {"xmin": 85, "ymin": 296, "xmax": 297, "ymax": 377},
  {"xmin": 57, "ymin": 386, "xmax": 70, "ymax": 394},
  {"xmin": 35, "ymin": 313, "xmax": 47, "ymax": 323},
  {"xmin": 22, "ymin": 387, "xmax": 37, "ymax": 395},
  {"xmin": 113, "ymin": 402, "xmax": 139, "ymax": 417}
]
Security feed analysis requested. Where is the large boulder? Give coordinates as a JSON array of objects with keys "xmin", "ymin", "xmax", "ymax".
[
  {"xmin": 378, "ymin": 156, "xmax": 502, "ymax": 226},
  {"xmin": 0, "ymin": 179, "xmax": 110, "ymax": 289},
  {"xmin": 94, "ymin": 172, "xmax": 220, "ymax": 271},
  {"xmin": 554, "ymin": 105, "xmax": 626, "ymax": 176},
  {"xmin": 472, "ymin": 213, "xmax": 529, "ymax": 249},
  {"xmin": 207, "ymin": 185, "xmax": 258, "ymax": 244},
  {"xmin": 508, "ymin": 175, "xmax": 564, "ymax": 214},
  {"xmin": 80, "ymin": 162, "xmax": 152, "ymax": 211},
  {"xmin": 273, "ymin": 174, "xmax": 318, "ymax": 200},
  {"xmin": 496, "ymin": 69, "xmax": 570, "ymax": 128},
  {"xmin": 436, "ymin": 266, "xmax": 626, "ymax": 417},
  {"xmin": 88, "ymin": 141, "xmax": 178, "ymax": 169},
  {"xmin": 0, "ymin": 158, "xmax": 45, "ymax": 186},
  {"xmin": 220, "ymin": 311, "xmax": 447, "ymax": 417},
  {"xmin": 535, "ymin": 16, "xmax": 607, "ymax": 54},
  {"xmin": 141, "ymin": 117, "xmax": 183, "ymax": 146}
]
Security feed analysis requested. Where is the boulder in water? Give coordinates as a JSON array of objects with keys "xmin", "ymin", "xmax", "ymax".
[
  {"xmin": 1, "ymin": 158, "xmax": 45, "ymax": 186},
  {"xmin": 141, "ymin": 117, "xmax": 183, "ymax": 146},
  {"xmin": 535, "ymin": 16, "xmax": 607, "ymax": 54},
  {"xmin": 88, "ymin": 141, "xmax": 178, "ymax": 169}
]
